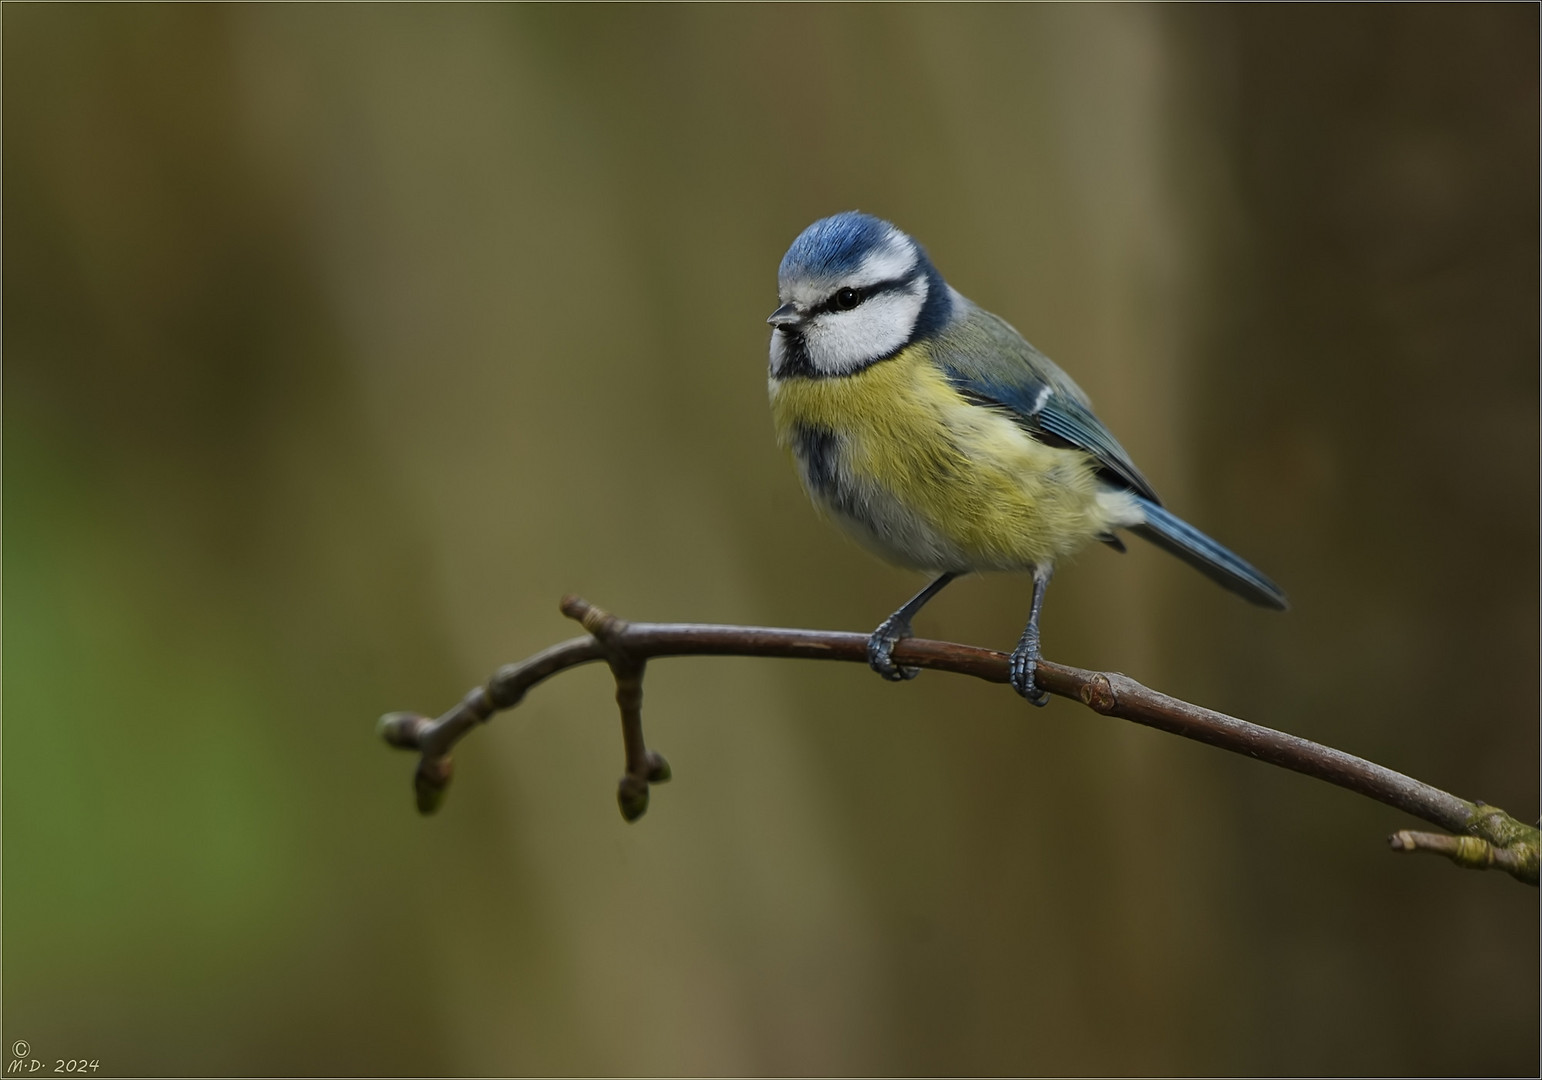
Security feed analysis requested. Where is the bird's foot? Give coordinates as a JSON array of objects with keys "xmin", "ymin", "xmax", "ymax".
[
  {"xmin": 1008, "ymin": 643, "xmax": 1049, "ymax": 707},
  {"xmin": 867, "ymin": 616, "xmax": 919, "ymax": 682}
]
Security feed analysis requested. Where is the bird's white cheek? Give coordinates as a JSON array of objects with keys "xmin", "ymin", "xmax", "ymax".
[{"xmin": 805, "ymin": 288, "xmax": 926, "ymax": 374}]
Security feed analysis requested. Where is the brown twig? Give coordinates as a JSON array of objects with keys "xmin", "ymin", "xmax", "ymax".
[
  {"xmin": 1389, "ymin": 829, "xmax": 1537, "ymax": 878},
  {"xmin": 378, "ymin": 595, "xmax": 1538, "ymax": 886}
]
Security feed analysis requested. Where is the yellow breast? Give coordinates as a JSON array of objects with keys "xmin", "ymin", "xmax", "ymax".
[{"xmin": 769, "ymin": 346, "xmax": 1132, "ymax": 571}]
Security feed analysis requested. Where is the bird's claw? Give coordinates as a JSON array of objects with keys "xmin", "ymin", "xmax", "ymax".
[
  {"xmin": 867, "ymin": 617, "xmax": 919, "ymax": 682},
  {"xmin": 1008, "ymin": 645, "xmax": 1049, "ymax": 707}
]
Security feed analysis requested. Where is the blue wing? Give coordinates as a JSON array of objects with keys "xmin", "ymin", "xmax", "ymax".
[
  {"xmin": 925, "ymin": 297, "xmax": 1287, "ymax": 608},
  {"xmin": 931, "ymin": 302, "xmax": 1161, "ymax": 504}
]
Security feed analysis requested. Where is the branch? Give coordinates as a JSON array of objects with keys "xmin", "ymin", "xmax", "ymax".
[{"xmin": 378, "ymin": 595, "xmax": 1538, "ymax": 886}]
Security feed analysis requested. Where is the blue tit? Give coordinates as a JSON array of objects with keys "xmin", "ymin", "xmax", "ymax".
[{"xmin": 766, "ymin": 211, "xmax": 1286, "ymax": 704}]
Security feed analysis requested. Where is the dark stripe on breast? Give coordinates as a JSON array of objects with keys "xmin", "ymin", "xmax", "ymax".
[
  {"xmin": 792, "ymin": 422, "xmax": 869, "ymax": 521},
  {"xmin": 792, "ymin": 423, "xmax": 841, "ymax": 498},
  {"xmin": 798, "ymin": 419, "xmax": 960, "ymax": 498}
]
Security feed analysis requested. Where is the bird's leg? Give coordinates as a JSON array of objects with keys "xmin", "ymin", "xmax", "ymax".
[
  {"xmin": 1009, "ymin": 564, "xmax": 1054, "ymax": 706},
  {"xmin": 868, "ymin": 572, "xmax": 957, "ymax": 682}
]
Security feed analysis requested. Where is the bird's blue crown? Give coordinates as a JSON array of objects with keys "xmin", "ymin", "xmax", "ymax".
[{"xmin": 779, "ymin": 211, "xmax": 907, "ymax": 283}]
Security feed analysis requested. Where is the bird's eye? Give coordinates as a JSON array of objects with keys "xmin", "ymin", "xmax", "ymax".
[{"xmin": 834, "ymin": 287, "xmax": 861, "ymax": 310}]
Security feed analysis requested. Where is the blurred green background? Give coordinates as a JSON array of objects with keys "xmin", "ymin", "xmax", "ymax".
[{"xmin": 5, "ymin": 4, "xmax": 1537, "ymax": 1076}]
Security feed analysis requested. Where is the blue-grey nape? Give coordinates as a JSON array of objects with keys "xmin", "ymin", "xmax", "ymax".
[{"xmin": 779, "ymin": 211, "xmax": 901, "ymax": 282}]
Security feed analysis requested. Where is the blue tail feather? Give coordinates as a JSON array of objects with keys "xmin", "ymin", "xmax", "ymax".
[{"xmin": 1129, "ymin": 499, "xmax": 1287, "ymax": 610}]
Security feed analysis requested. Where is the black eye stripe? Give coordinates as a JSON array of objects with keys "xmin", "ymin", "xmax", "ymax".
[{"xmin": 812, "ymin": 276, "xmax": 912, "ymax": 316}]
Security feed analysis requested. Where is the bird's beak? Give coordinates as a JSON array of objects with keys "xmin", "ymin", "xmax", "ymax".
[{"xmin": 766, "ymin": 302, "xmax": 805, "ymax": 331}]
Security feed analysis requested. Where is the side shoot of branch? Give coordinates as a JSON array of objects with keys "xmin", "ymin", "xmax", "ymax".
[{"xmin": 378, "ymin": 595, "xmax": 1539, "ymax": 887}]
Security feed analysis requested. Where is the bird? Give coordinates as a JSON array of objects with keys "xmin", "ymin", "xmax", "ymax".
[{"xmin": 766, "ymin": 211, "xmax": 1286, "ymax": 704}]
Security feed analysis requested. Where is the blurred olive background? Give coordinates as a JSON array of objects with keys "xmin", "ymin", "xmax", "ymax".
[{"xmin": 5, "ymin": 4, "xmax": 1537, "ymax": 1076}]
